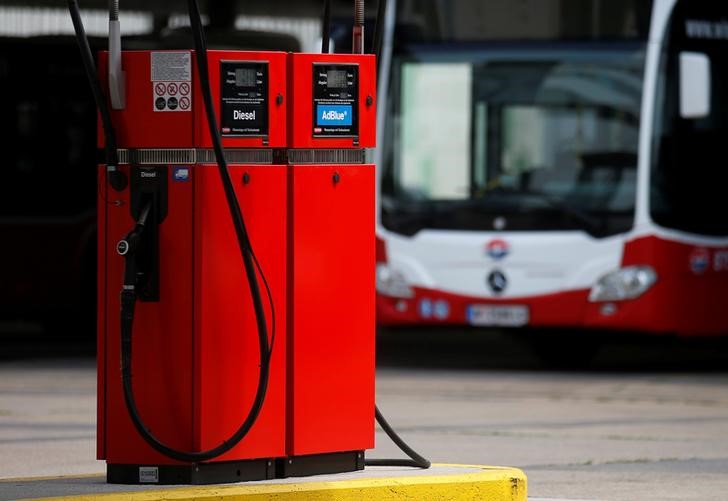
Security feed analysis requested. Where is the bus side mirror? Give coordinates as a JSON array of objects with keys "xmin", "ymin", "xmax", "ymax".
[{"xmin": 679, "ymin": 52, "xmax": 711, "ymax": 119}]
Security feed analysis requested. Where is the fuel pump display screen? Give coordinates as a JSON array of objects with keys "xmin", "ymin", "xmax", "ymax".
[
  {"xmin": 235, "ymin": 68, "xmax": 257, "ymax": 87},
  {"xmin": 220, "ymin": 61, "xmax": 268, "ymax": 136},
  {"xmin": 313, "ymin": 63, "xmax": 358, "ymax": 137},
  {"xmin": 326, "ymin": 70, "xmax": 348, "ymax": 88}
]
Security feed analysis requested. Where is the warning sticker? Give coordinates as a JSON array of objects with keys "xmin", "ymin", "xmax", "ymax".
[
  {"xmin": 151, "ymin": 52, "xmax": 192, "ymax": 113},
  {"xmin": 151, "ymin": 52, "xmax": 191, "ymax": 82},
  {"xmin": 152, "ymin": 81, "xmax": 191, "ymax": 112}
]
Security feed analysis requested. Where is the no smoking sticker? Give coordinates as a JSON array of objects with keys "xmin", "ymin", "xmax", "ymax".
[{"xmin": 152, "ymin": 80, "xmax": 191, "ymax": 112}]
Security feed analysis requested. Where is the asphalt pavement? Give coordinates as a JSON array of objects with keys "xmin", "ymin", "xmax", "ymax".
[{"xmin": 1, "ymin": 330, "xmax": 728, "ymax": 500}]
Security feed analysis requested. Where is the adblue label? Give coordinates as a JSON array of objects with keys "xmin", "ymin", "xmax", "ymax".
[{"xmin": 317, "ymin": 105, "xmax": 353, "ymax": 126}]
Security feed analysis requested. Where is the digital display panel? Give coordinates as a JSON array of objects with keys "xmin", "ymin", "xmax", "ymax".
[
  {"xmin": 313, "ymin": 63, "xmax": 358, "ymax": 137},
  {"xmin": 327, "ymin": 70, "xmax": 348, "ymax": 88},
  {"xmin": 221, "ymin": 61, "xmax": 268, "ymax": 136},
  {"xmin": 235, "ymin": 68, "xmax": 257, "ymax": 87}
]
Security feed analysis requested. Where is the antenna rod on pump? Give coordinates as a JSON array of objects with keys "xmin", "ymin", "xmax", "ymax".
[{"xmin": 322, "ymin": 0, "xmax": 332, "ymax": 53}]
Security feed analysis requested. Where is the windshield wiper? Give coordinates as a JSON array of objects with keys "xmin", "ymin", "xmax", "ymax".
[
  {"xmin": 382, "ymin": 198, "xmax": 445, "ymax": 236},
  {"xmin": 520, "ymin": 189, "xmax": 604, "ymax": 236},
  {"xmin": 477, "ymin": 186, "xmax": 604, "ymax": 237}
]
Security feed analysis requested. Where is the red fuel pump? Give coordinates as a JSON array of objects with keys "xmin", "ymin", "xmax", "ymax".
[
  {"xmin": 96, "ymin": 49, "xmax": 288, "ymax": 483},
  {"xmin": 283, "ymin": 51, "xmax": 377, "ymax": 474},
  {"xmin": 69, "ymin": 0, "xmax": 428, "ymax": 486}
]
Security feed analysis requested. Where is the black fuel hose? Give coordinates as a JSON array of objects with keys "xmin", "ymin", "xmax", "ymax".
[
  {"xmin": 367, "ymin": 406, "xmax": 431, "ymax": 468},
  {"xmin": 68, "ymin": 0, "xmax": 124, "ymax": 192},
  {"xmin": 116, "ymin": 0, "xmax": 273, "ymax": 463},
  {"xmin": 321, "ymin": 0, "xmax": 332, "ymax": 53},
  {"xmin": 68, "ymin": 0, "xmax": 273, "ymax": 463},
  {"xmin": 370, "ymin": 0, "xmax": 387, "ymax": 56}
]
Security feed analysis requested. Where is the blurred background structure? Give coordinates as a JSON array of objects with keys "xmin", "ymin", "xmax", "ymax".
[
  {"xmin": 0, "ymin": 0, "xmax": 326, "ymax": 350},
  {"xmin": 2, "ymin": 0, "xmax": 728, "ymax": 362}
]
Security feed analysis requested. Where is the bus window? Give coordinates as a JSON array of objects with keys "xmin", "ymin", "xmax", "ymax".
[
  {"xmin": 398, "ymin": 62, "xmax": 472, "ymax": 201},
  {"xmin": 650, "ymin": 1, "xmax": 728, "ymax": 237}
]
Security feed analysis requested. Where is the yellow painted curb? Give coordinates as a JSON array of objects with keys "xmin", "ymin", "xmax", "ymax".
[{"xmin": 15, "ymin": 464, "xmax": 527, "ymax": 501}]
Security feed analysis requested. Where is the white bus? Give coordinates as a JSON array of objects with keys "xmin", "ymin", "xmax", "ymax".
[{"xmin": 374, "ymin": 0, "xmax": 728, "ymax": 339}]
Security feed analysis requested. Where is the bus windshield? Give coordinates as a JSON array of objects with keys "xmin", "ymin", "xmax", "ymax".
[{"xmin": 381, "ymin": 45, "xmax": 645, "ymax": 237}]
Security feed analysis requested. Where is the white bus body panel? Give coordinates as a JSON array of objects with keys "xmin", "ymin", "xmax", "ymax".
[{"xmin": 384, "ymin": 230, "xmax": 622, "ymax": 299}]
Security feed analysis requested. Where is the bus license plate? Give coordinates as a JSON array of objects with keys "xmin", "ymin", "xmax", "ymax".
[{"xmin": 467, "ymin": 305, "xmax": 529, "ymax": 327}]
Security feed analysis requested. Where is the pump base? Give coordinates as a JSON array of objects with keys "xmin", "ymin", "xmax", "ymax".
[
  {"xmin": 106, "ymin": 459, "xmax": 275, "ymax": 485},
  {"xmin": 276, "ymin": 451, "xmax": 365, "ymax": 478}
]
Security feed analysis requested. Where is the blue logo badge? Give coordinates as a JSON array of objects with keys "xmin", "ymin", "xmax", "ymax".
[
  {"xmin": 173, "ymin": 167, "xmax": 190, "ymax": 182},
  {"xmin": 419, "ymin": 299, "xmax": 433, "ymax": 319},
  {"xmin": 317, "ymin": 105, "xmax": 352, "ymax": 126},
  {"xmin": 433, "ymin": 300, "xmax": 450, "ymax": 320},
  {"xmin": 690, "ymin": 248, "xmax": 710, "ymax": 274},
  {"xmin": 486, "ymin": 239, "xmax": 510, "ymax": 260}
]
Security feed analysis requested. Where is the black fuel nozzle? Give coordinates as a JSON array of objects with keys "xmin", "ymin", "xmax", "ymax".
[
  {"xmin": 119, "ymin": 204, "xmax": 149, "ymax": 305},
  {"xmin": 120, "ymin": 286, "xmax": 137, "ymax": 317},
  {"xmin": 120, "ymin": 284, "xmax": 136, "ymax": 373},
  {"xmin": 116, "ymin": 233, "xmax": 139, "ymax": 256},
  {"xmin": 116, "ymin": 201, "xmax": 153, "ymax": 257}
]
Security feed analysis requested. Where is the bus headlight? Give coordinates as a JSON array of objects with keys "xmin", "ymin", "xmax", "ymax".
[
  {"xmin": 589, "ymin": 266, "xmax": 657, "ymax": 302},
  {"xmin": 376, "ymin": 263, "xmax": 414, "ymax": 299}
]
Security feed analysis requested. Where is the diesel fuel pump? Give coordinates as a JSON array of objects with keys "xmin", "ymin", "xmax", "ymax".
[{"xmin": 69, "ymin": 0, "xmax": 428, "ymax": 485}]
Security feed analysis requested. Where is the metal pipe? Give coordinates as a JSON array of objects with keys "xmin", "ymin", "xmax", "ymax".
[
  {"xmin": 355, "ymin": 0, "xmax": 365, "ymax": 25},
  {"xmin": 108, "ymin": 0, "xmax": 119, "ymax": 20},
  {"xmin": 352, "ymin": 0, "xmax": 364, "ymax": 54},
  {"xmin": 108, "ymin": 0, "xmax": 125, "ymax": 109}
]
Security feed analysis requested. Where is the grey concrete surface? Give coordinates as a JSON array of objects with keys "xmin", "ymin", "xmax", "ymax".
[
  {"xmin": 1, "ymin": 342, "xmax": 728, "ymax": 500},
  {"xmin": 374, "ymin": 368, "xmax": 728, "ymax": 501}
]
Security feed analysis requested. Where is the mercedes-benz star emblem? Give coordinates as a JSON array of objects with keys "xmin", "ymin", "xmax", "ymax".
[{"xmin": 487, "ymin": 270, "xmax": 507, "ymax": 294}]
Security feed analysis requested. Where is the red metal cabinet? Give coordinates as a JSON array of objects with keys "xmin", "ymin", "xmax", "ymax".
[
  {"xmin": 288, "ymin": 53, "xmax": 376, "ymax": 149},
  {"xmin": 194, "ymin": 164, "xmax": 287, "ymax": 461},
  {"xmin": 287, "ymin": 164, "xmax": 376, "ymax": 456}
]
